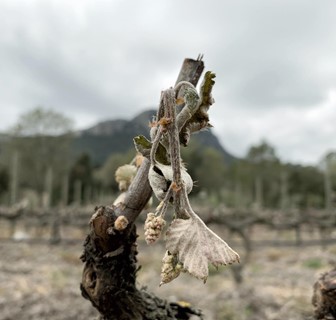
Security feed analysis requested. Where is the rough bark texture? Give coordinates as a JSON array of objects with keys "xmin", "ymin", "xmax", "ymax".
[
  {"xmin": 80, "ymin": 206, "xmax": 202, "ymax": 320},
  {"xmin": 312, "ymin": 268, "xmax": 336, "ymax": 319},
  {"xmin": 80, "ymin": 57, "xmax": 205, "ymax": 319},
  {"xmin": 175, "ymin": 55, "xmax": 204, "ymax": 87}
]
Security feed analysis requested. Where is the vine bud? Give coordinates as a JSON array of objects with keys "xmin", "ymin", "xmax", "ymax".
[
  {"xmin": 115, "ymin": 164, "xmax": 137, "ymax": 191},
  {"xmin": 114, "ymin": 215, "xmax": 129, "ymax": 231}
]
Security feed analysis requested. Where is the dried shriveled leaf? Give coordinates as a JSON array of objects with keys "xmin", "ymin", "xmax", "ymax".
[
  {"xmin": 148, "ymin": 163, "xmax": 193, "ymax": 201},
  {"xmin": 165, "ymin": 214, "xmax": 240, "ymax": 282},
  {"xmin": 160, "ymin": 251, "xmax": 184, "ymax": 286},
  {"xmin": 178, "ymin": 72, "xmax": 216, "ymax": 146}
]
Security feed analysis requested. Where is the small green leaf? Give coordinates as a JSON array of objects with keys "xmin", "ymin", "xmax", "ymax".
[
  {"xmin": 133, "ymin": 135, "xmax": 170, "ymax": 165},
  {"xmin": 134, "ymin": 135, "xmax": 152, "ymax": 157}
]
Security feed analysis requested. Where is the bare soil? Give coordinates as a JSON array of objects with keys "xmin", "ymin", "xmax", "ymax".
[{"xmin": 0, "ymin": 228, "xmax": 335, "ymax": 320}]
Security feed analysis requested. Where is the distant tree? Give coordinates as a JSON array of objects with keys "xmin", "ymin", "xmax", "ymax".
[
  {"xmin": 3, "ymin": 107, "xmax": 73, "ymax": 204},
  {"xmin": 287, "ymin": 164, "xmax": 324, "ymax": 208},
  {"xmin": 0, "ymin": 166, "xmax": 9, "ymax": 197},
  {"xmin": 195, "ymin": 147, "xmax": 226, "ymax": 197},
  {"xmin": 247, "ymin": 139, "xmax": 279, "ymax": 163},
  {"xmin": 12, "ymin": 107, "xmax": 73, "ymax": 136},
  {"xmin": 180, "ymin": 140, "xmax": 204, "ymax": 191},
  {"xmin": 181, "ymin": 141, "xmax": 227, "ymax": 198},
  {"xmin": 228, "ymin": 159, "xmax": 255, "ymax": 208},
  {"xmin": 245, "ymin": 140, "xmax": 281, "ymax": 208},
  {"xmin": 68, "ymin": 153, "xmax": 94, "ymax": 204},
  {"xmin": 70, "ymin": 153, "xmax": 93, "ymax": 185},
  {"xmin": 320, "ymin": 151, "xmax": 336, "ymax": 209}
]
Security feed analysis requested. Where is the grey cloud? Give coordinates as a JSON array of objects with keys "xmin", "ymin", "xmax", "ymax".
[
  {"xmin": 210, "ymin": 2, "xmax": 336, "ymax": 109},
  {"xmin": 224, "ymin": 61, "xmax": 327, "ymax": 108},
  {"xmin": 0, "ymin": 0, "xmax": 335, "ymax": 164}
]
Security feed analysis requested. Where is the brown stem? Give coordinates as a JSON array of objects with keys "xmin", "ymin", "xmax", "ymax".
[
  {"xmin": 156, "ymin": 184, "xmax": 174, "ymax": 218},
  {"xmin": 163, "ymin": 89, "xmax": 186, "ymax": 217},
  {"xmin": 150, "ymin": 126, "xmax": 164, "ymax": 166},
  {"xmin": 114, "ymin": 157, "xmax": 152, "ymax": 223},
  {"xmin": 165, "ymin": 89, "xmax": 182, "ymax": 187}
]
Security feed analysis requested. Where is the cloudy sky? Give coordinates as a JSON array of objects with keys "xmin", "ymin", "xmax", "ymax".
[{"xmin": 1, "ymin": 0, "xmax": 335, "ymax": 165}]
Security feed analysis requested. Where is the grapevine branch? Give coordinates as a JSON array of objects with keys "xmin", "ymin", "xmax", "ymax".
[
  {"xmin": 80, "ymin": 56, "xmax": 205, "ymax": 320},
  {"xmin": 80, "ymin": 55, "xmax": 239, "ymax": 319}
]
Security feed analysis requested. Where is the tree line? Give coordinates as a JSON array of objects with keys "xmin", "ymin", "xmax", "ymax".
[{"xmin": 0, "ymin": 107, "xmax": 335, "ymax": 210}]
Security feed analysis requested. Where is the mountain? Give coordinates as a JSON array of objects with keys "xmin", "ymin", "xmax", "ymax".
[{"xmin": 72, "ymin": 110, "xmax": 235, "ymax": 166}]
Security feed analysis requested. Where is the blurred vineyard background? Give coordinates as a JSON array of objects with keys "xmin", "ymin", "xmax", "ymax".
[
  {"xmin": 0, "ymin": 107, "xmax": 335, "ymax": 320},
  {"xmin": 1, "ymin": 107, "xmax": 335, "ymax": 212}
]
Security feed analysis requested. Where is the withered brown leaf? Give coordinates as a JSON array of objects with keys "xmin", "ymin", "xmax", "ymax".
[{"xmin": 165, "ymin": 214, "xmax": 240, "ymax": 282}]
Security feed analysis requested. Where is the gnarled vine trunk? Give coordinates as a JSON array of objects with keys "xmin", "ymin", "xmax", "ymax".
[
  {"xmin": 312, "ymin": 268, "xmax": 336, "ymax": 320},
  {"xmin": 80, "ymin": 57, "xmax": 205, "ymax": 320}
]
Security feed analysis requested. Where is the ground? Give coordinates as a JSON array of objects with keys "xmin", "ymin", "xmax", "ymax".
[{"xmin": 0, "ymin": 223, "xmax": 335, "ymax": 320}]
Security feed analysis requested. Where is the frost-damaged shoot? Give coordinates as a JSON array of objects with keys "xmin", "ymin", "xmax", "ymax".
[
  {"xmin": 135, "ymin": 69, "xmax": 240, "ymax": 285},
  {"xmin": 81, "ymin": 56, "xmax": 239, "ymax": 319}
]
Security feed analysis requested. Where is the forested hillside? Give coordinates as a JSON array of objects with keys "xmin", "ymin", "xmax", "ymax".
[
  {"xmin": 72, "ymin": 109, "xmax": 235, "ymax": 166},
  {"xmin": 0, "ymin": 107, "xmax": 334, "ymax": 210}
]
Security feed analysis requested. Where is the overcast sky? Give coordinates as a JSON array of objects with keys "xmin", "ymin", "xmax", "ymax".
[{"xmin": 1, "ymin": 0, "xmax": 335, "ymax": 165}]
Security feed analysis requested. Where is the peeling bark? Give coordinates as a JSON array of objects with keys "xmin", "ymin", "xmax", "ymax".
[
  {"xmin": 312, "ymin": 268, "xmax": 336, "ymax": 320},
  {"xmin": 80, "ymin": 206, "xmax": 203, "ymax": 320}
]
